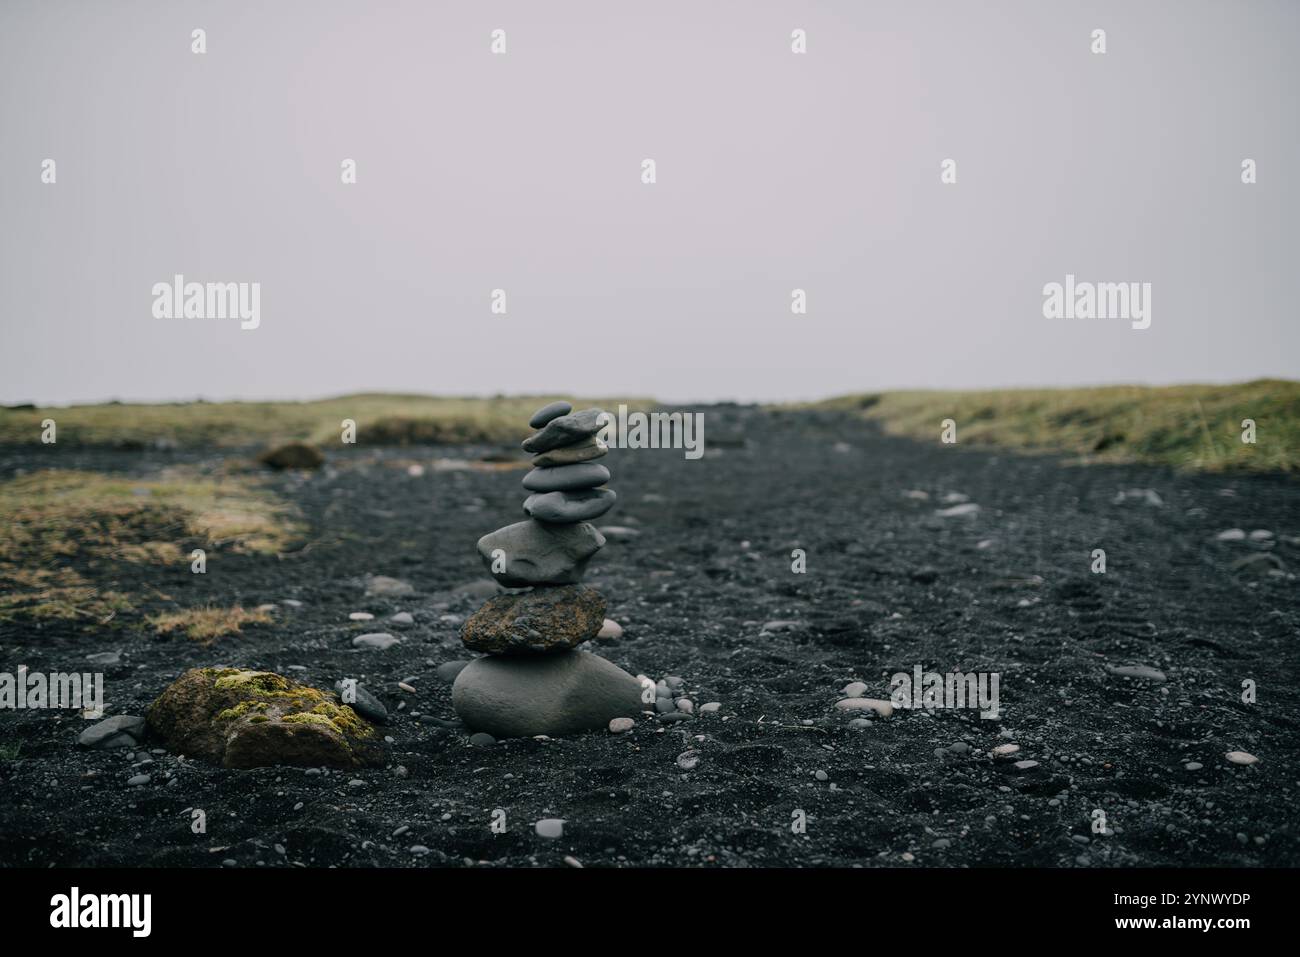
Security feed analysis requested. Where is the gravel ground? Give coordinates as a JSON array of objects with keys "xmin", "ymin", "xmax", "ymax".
[{"xmin": 1, "ymin": 406, "xmax": 1296, "ymax": 868}]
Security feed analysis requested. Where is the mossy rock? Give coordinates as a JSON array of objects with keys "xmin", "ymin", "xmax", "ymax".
[
  {"xmin": 147, "ymin": 668, "xmax": 381, "ymax": 769},
  {"xmin": 258, "ymin": 442, "xmax": 325, "ymax": 470}
]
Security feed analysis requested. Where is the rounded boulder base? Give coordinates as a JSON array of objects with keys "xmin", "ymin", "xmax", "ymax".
[{"xmin": 451, "ymin": 650, "xmax": 644, "ymax": 738}]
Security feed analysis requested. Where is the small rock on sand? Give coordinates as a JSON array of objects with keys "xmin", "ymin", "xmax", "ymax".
[
  {"xmin": 835, "ymin": 697, "xmax": 894, "ymax": 718},
  {"xmin": 1225, "ymin": 751, "xmax": 1259, "ymax": 766},
  {"xmin": 535, "ymin": 819, "xmax": 564, "ymax": 839},
  {"xmin": 1105, "ymin": 664, "xmax": 1166, "ymax": 682},
  {"xmin": 352, "ymin": 633, "xmax": 401, "ymax": 651}
]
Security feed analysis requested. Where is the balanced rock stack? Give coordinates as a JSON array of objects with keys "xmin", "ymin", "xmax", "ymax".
[{"xmin": 451, "ymin": 401, "xmax": 644, "ymax": 738}]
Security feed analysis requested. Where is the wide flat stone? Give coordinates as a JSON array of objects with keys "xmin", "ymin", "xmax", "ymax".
[
  {"xmin": 521, "ymin": 462, "xmax": 610, "ymax": 493},
  {"xmin": 461, "ymin": 585, "xmax": 606, "ymax": 654},
  {"xmin": 531, "ymin": 436, "xmax": 607, "ymax": 468},
  {"xmin": 78, "ymin": 715, "xmax": 146, "ymax": 748},
  {"xmin": 451, "ymin": 650, "xmax": 644, "ymax": 738},
  {"xmin": 529, "ymin": 401, "xmax": 573, "ymax": 429},
  {"xmin": 521, "ymin": 409, "xmax": 606, "ymax": 454},
  {"xmin": 476, "ymin": 519, "xmax": 605, "ymax": 586},
  {"xmin": 524, "ymin": 488, "xmax": 617, "ymax": 524}
]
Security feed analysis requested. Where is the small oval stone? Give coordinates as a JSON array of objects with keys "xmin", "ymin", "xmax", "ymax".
[
  {"xmin": 834, "ymin": 697, "xmax": 894, "ymax": 718},
  {"xmin": 535, "ymin": 818, "xmax": 565, "ymax": 839},
  {"xmin": 609, "ymin": 717, "xmax": 635, "ymax": 734},
  {"xmin": 529, "ymin": 401, "xmax": 573, "ymax": 429}
]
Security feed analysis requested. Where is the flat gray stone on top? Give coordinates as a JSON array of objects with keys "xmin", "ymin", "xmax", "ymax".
[{"xmin": 529, "ymin": 401, "xmax": 573, "ymax": 429}]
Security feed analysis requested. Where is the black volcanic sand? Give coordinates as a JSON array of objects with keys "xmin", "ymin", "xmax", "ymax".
[{"xmin": 1, "ymin": 406, "xmax": 1297, "ymax": 868}]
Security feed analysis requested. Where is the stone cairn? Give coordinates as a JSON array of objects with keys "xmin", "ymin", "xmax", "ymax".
[{"xmin": 451, "ymin": 401, "xmax": 645, "ymax": 738}]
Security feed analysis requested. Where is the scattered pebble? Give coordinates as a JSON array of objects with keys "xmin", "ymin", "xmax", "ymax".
[
  {"xmin": 1184, "ymin": 762, "xmax": 1203, "ymax": 771},
  {"xmin": 608, "ymin": 717, "xmax": 635, "ymax": 734},
  {"xmin": 834, "ymin": 697, "xmax": 894, "ymax": 718},
  {"xmin": 992, "ymin": 743, "xmax": 1021, "ymax": 757},
  {"xmin": 1215, "ymin": 528, "xmax": 1247, "ymax": 541},
  {"xmin": 126, "ymin": 774, "xmax": 151, "ymax": 787},
  {"xmin": 841, "ymin": 681, "xmax": 868, "ymax": 697},
  {"xmin": 348, "ymin": 612, "xmax": 374, "ymax": 621},
  {"xmin": 469, "ymin": 732, "xmax": 496, "ymax": 748},
  {"xmin": 535, "ymin": 819, "xmax": 564, "ymax": 839},
  {"xmin": 1105, "ymin": 664, "xmax": 1166, "ymax": 682},
  {"xmin": 1225, "ymin": 750, "xmax": 1259, "ymax": 766},
  {"xmin": 352, "ymin": 633, "xmax": 401, "ymax": 651},
  {"xmin": 677, "ymin": 750, "xmax": 700, "ymax": 771},
  {"xmin": 699, "ymin": 702, "xmax": 721, "ymax": 713},
  {"xmin": 390, "ymin": 611, "xmax": 414, "ymax": 624},
  {"xmin": 597, "ymin": 618, "xmax": 623, "ymax": 640}
]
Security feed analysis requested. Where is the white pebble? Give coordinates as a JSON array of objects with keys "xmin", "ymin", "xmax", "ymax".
[
  {"xmin": 535, "ymin": 818, "xmax": 564, "ymax": 839},
  {"xmin": 608, "ymin": 717, "xmax": 635, "ymax": 734},
  {"xmin": 1225, "ymin": 750, "xmax": 1259, "ymax": 766},
  {"xmin": 834, "ymin": 697, "xmax": 894, "ymax": 718},
  {"xmin": 597, "ymin": 619, "xmax": 623, "ymax": 640}
]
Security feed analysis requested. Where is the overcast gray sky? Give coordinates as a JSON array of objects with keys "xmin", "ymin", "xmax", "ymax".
[{"xmin": 1, "ymin": 0, "xmax": 1296, "ymax": 406}]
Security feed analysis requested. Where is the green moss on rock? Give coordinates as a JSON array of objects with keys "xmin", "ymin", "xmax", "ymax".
[{"xmin": 147, "ymin": 666, "xmax": 382, "ymax": 769}]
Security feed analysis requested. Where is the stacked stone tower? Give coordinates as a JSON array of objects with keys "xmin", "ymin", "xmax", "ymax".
[{"xmin": 451, "ymin": 402, "xmax": 644, "ymax": 738}]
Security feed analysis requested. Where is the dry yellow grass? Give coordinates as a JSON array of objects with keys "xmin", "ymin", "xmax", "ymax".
[
  {"xmin": 806, "ymin": 380, "xmax": 1299, "ymax": 472},
  {"xmin": 147, "ymin": 606, "xmax": 273, "ymax": 643},
  {"xmin": 0, "ymin": 394, "xmax": 654, "ymax": 448},
  {"xmin": 0, "ymin": 469, "xmax": 300, "ymax": 624}
]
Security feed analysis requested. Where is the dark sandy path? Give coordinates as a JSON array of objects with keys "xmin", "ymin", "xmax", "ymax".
[{"xmin": 1, "ymin": 406, "xmax": 1297, "ymax": 867}]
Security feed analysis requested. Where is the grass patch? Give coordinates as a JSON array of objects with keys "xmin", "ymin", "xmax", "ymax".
[
  {"xmin": 147, "ymin": 606, "xmax": 273, "ymax": 643},
  {"xmin": 0, "ymin": 394, "xmax": 654, "ymax": 449},
  {"xmin": 0, "ymin": 469, "xmax": 301, "ymax": 624},
  {"xmin": 804, "ymin": 379, "xmax": 1300, "ymax": 472}
]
